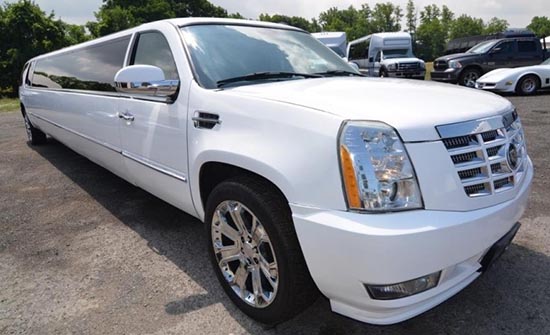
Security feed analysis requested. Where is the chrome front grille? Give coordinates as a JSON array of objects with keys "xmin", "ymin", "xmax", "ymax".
[
  {"xmin": 398, "ymin": 62, "xmax": 420, "ymax": 70},
  {"xmin": 437, "ymin": 110, "xmax": 527, "ymax": 198},
  {"xmin": 434, "ymin": 60, "xmax": 448, "ymax": 71}
]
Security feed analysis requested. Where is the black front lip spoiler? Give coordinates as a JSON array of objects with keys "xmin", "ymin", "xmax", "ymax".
[{"xmin": 479, "ymin": 222, "xmax": 521, "ymax": 273}]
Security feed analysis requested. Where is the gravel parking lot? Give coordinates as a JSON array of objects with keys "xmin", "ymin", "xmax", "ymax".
[{"xmin": 1, "ymin": 92, "xmax": 549, "ymax": 335}]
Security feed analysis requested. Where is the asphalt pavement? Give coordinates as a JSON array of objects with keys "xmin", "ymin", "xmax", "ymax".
[{"xmin": 1, "ymin": 91, "xmax": 549, "ymax": 334}]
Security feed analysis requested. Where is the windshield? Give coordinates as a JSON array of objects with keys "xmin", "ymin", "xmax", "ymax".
[
  {"xmin": 467, "ymin": 40, "xmax": 498, "ymax": 54},
  {"xmin": 382, "ymin": 49, "xmax": 410, "ymax": 59},
  {"xmin": 181, "ymin": 24, "xmax": 357, "ymax": 88}
]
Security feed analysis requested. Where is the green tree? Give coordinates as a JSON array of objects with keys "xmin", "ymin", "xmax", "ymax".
[
  {"xmin": 440, "ymin": 5, "xmax": 454, "ymax": 38},
  {"xmin": 416, "ymin": 4, "xmax": 446, "ymax": 61},
  {"xmin": 449, "ymin": 14, "xmax": 484, "ymax": 39},
  {"xmin": 483, "ymin": 17, "xmax": 508, "ymax": 35},
  {"xmin": 527, "ymin": 16, "xmax": 550, "ymax": 37},
  {"xmin": 88, "ymin": 0, "xmax": 233, "ymax": 37},
  {"xmin": 318, "ymin": 5, "xmax": 374, "ymax": 40},
  {"xmin": 0, "ymin": 0, "xmax": 68, "ymax": 95},
  {"xmin": 259, "ymin": 13, "xmax": 316, "ymax": 32},
  {"xmin": 405, "ymin": 0, "xmax": 417, "ymax": 34},
  {"xmin": 371, "ymin": 2, "xmax": 402, "ymax": 32}
]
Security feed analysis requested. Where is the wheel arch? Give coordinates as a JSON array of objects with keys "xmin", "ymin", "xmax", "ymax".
[
  {"xmin": 194, "ymin": 156, "xmax": 293, "ymax": 221},
  {"xmin": 462, "ymin": 64, "xmax": 484, "ymax": 75},
  {"xmin": 515, "ymin": 72, "xmax": 542, "ymax": 89}
]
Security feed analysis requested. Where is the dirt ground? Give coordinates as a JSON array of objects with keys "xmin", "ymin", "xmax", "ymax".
[{"xmin": 1, "ymin": 93, "xmax": 549, "ymax": 334}]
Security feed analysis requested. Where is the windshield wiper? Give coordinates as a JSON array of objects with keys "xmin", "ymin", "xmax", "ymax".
[
  {"xmin": 315, "ymin": 70, "xmax": 365, "ymax": 77},
  {"xmin": 216, "ymin": 71, "xmax": 321, "ymax": 88}
]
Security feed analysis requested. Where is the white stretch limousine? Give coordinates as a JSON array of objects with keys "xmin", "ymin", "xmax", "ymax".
[{"xmin": 20, "ymin": 18, "xmax": 532, "ymax": 325}]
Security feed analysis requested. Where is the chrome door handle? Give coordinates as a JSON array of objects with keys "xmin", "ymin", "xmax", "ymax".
[{"xmin": 118, "ymin": 111, "xmax": 135, "ymax": 122}]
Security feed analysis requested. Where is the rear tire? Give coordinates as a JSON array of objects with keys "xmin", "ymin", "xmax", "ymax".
[
  {"xmin": 205, "ymin": 176, "xmax": 318, "ymax": 324},
  {"xmin": 459, "ymin": 68, "xmax": 481, "ymax": 87},
  {"xmin": 23, "ymin": 112, "xmax": 47, "ymax": 145},
  {"xmin": 516, "ymin": 75, "xmax": 540, "ymax": 95}
]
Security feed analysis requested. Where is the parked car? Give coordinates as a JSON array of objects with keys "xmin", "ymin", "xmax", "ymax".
[
  {"xmin": 347, "ymin": 32, "xmax": 425, "ymax": 79},
  {"xmin": 431, "ymin": 30, "xmax": 549, "ymax": 87},
  {"xmin": 312, "ymin": 31, "xmax": 347, "ymax": 58},
  {"xmin": 19, "ymin": 18, "xmax": 532, "ymax": 325},
  {"xmin": 475, "ymin": 58, "xmax": 550, "ymax": 95}
]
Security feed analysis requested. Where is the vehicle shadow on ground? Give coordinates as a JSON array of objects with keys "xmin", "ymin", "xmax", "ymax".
[{"xmin": 33, "ymin": 139, "xmax": 550, "ymax": 335}]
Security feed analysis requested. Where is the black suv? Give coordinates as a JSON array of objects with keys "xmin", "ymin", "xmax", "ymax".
[{"xmin": 431, "ymin": 30, "xmax": 549, "ymax": 87}]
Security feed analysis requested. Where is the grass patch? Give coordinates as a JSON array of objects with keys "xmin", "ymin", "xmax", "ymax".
[
  {"xmin": 425, "ymin": 62, "xmax": 433, "ymax": 81},
  {"xmin": 0, "ymin": 98, "xmax": 20, "ymax": 113}
]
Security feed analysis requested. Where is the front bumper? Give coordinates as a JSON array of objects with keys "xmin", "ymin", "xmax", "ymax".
[
  {"xmin": 431, "ymin": 70, "xmax": 460, "ymax": 83},
  {"xmin": 475, "ymin": 81, "xmax": 515, "ymax": 93},
  {"xmin": 291, "ymin": 160, "xmax": 532, "ymax": 325},
  {"xmin": 388, "ymin": 70, "xmax": 425, "ymax": 79}
]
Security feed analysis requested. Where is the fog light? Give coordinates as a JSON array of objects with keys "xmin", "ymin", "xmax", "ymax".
[
  {"xmin": 505, "ymin": 81, "xmax": 513, "ymax": 86},
  {"xmin": 365, "ymin": 271, "xmax": 441, "ymax": 300}
]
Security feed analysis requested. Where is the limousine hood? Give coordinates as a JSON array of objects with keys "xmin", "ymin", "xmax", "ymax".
[{"xmin": 226, "ymin": 77, "xmax": 512, "ymax": 142}]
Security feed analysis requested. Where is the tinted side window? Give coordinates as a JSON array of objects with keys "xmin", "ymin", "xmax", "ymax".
[
  {"xmin": 131, "ymin": 32, "xmax": 179, "ymax": 80},
  {"xmin": 518, "ymin": 40, "xmax": 537, "ymax": 53},
  {"xmin": 494, "ymin": 41, "xmax": 514, "ymax": 54},
  {"xmin": 32, "ymin": 37, "xmax": 130, "ymax": 91}
]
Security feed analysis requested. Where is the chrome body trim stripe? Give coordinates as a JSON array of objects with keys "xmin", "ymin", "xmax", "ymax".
[
  {"xmin": 28, "ymin": 112, "xmax": 187, "ymax": 183},
  {"xmin": 121, "ymin": 151, "xmax": 187, "ymax": 182},
  {"xmin": 29, "ymin": 112, "xmax": 121, "ymax": 153},
  {"xmin": 436, "ymin": 109, "xmax": 517, "ymax": 139}
]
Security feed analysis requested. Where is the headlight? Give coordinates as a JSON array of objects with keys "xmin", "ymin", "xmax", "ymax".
[
  {"xmin": 387, "ymin": 63, "xmax": 397, "ymax": 71},
  {"xmin": 448, "ymin": 60, "xmax": 462, "ymax": 69},
  {"xmin": 339, "ymin": 121, "xmax": 423, "ymax": 212},
  {"xmin": 420, "ymin": 62, "xmax": 426, "ymax": 69}
]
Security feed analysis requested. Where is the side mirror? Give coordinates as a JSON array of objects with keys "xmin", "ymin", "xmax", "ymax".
[
  {"xmin": 369, "ymin": 57, "xmax": 374, "ymax": 63},
  {"xmin": 348, "ymin": 62, "xmax": 360, "ymax": 71},
  {"xmin": 490, "ymin": 47, "xmax": 502, "ymax": 54},
  {"xmin": 114, "ymin": 65, "xmax": 179, "ymax": 99}
]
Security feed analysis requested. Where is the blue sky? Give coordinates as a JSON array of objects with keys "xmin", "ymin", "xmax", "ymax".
[{"xmin": 12, "ymin": 0, "xmax": 548, "ymax": 28}]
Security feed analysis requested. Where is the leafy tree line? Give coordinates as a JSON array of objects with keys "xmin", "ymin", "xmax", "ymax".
[{"xmin": 2, "ymin": 0, "xmax": 550, "ymax": 96}]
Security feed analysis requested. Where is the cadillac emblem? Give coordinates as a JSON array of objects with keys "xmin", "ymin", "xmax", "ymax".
[{"xmin": 506, "ymin": 143, "xmax": 519, "ymax": 171}]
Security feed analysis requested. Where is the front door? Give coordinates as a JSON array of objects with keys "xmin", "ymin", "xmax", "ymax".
[{"xmin": 118, "ymin": 30, "xmax": 194, "ymax": 214}]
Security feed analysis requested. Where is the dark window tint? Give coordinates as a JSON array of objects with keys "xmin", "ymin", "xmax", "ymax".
[
  {"xmin": 349, "ymin": 40, "xmax": 369, "ymax": 60},
  {"xmin": 31, "ymin": 36, "xmax": 130, "ymax": 91},
  {"xmin": 495, "ymin": 41, "xmax": 514, "ymax": 54},
  {"xmin": 131, "ymin": 32, "xmax": 178, "ymax": 80},
  {"xmin": 518, "ymin": 40, "xmax": 537, "ymax": 53}
]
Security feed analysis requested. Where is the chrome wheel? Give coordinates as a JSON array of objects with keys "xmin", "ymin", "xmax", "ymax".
[
  {"xmin": 521, "ymin": 77, "xmax": 537, "ymax": 94},
  {"xmin": 24, "ymin": 114, "xmax": 33, "ymax": 142},
  {"xmin": 211, "ymin": 200, "xmax": 279, "ymax": 308},
  {"xmin": 462, "ymin": 70, "xmax": 480, "ymax": 87}
]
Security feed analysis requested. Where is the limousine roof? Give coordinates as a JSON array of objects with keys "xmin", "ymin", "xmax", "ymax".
[{"xmin": 29, "ymin": 18, "xmax": 305, "ymax": 62}]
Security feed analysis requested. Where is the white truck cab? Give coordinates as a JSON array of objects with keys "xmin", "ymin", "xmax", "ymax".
[
  {"xmin": 19, "ymin": 18, "xmax": 531, "ymax": 326},
  {"xmin": 348, "ymin": 32, "xmax": 426, "ymax": 79}
]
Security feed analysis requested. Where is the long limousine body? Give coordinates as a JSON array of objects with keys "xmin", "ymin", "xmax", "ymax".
[{"xmin": 20, "ymin": 18, "xmax": 533, "ymax": 325}]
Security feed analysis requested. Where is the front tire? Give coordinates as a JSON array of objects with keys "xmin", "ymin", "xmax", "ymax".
[
  {"xmin": 205, "ymin": 176, "xmax": 318, "ymax": 324},
  {"xmin": 459, "ymin": 68, "xmax": 481, "ymax": 87},
  {"xmin": 23, "ymin": 112, "xmax": 47, "ymax": 145},
  {"xmin": 516, "ymin": 75, "xmax": 540, "ymax": 95}
]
